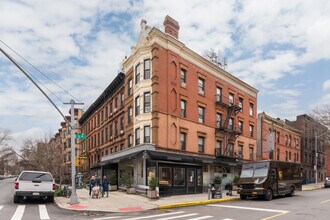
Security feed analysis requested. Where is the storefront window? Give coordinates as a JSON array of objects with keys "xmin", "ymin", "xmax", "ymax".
[
  {"xmin": 174, "ymin": 168, "xmax": 185, "ymax": 186},
  {"xmin": 159, "ymin": 167, "xmax": 171, "ymax": 186},
  {"xmin": 197, "ymin": 169, "xmax": 202, "ymax": 186}
]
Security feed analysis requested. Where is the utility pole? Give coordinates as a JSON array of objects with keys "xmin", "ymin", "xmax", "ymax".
[
  {"xmin": 314, "ymin": 130, "xmax": 318, "ymax": 188},
  {"xmin": 314, "ymin": 130, "xmax": 330, "ymax": 188},
  {"xmin": 64, "ymin": 99, "xmax": 83, "ymax": 205}
]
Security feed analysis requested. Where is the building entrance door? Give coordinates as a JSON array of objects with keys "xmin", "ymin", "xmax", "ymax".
[{"xmin": 187, "ymin": 168, "xmax": 195, "ymax": 194}]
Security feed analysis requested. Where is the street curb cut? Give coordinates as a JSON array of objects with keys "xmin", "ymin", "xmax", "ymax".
[{"xmin": 158, "ymin": 197, "xmax": 240, "ymax": 209}]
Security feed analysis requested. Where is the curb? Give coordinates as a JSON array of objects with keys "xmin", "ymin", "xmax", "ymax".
[
  {"xmin": 158, "ymin": 197, "xmax": 240, "ymax": 209},
  {"xmin": 302, "ymin": 187, "xmax": 323, "ymax": 191}
]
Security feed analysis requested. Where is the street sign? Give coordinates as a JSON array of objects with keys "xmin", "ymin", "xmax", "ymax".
[{"xmin": 75, "ymin": 133, "xmax": 87, "ymax": 140}]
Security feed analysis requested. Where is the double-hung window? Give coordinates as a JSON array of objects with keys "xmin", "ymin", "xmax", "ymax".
[
  {"xmin": 128, "ymin": 79, "xmax": 132, "ymax": 96},
  {"xmin": 128, "ymin": 107, "xmax": 132, "ymax": 124},
  {"xmin": 216, "ymin": 113, "xmax": 222, "ymax": 129},
  {"xmin": 135, "ymin": 96, "xmax": 140, "ymax": 116},
  {"xmin": 135, "ymin": 128, "xmax": 140, "ymax": 145},
  {"xmin": 181, "ymin": 133, "xmax": 186, "ymax": 150},
  {"xmin": 144, "ymin": 92, "xmax": 150, "ymax": 113},
  {"xmin": 181, "ymin": 100, "xmax": 186, "ymax": 118},
  {"xmin": 144, "ymin": 59, "xmax": 150, "ymax": 79},
  {"xmin": 144, "ymin": 126, "xmax": 150, "ymax": 143},
  {"xmin": 135, "ymin": 63, "xmax": 140, "ymax": 84},
  {"xmin": 198, "ymin": 107, "xmax": 205, "ymax": 123},
  {"xmin": 216, "ymin": 87, "xmax": 222, "ymax": 102},
  {"xmin": 198, "ymin": 78, "xmax": 205, "ymax": 95},
  {"xmin": 181, "ymin": 69, "xmax": 186, "ymax": 86},
  {"xmin": 198, "ymin": 137, "xmax": 205, "ymax": 153}
]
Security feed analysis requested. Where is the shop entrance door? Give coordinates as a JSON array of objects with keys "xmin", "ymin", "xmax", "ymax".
[{"xmin": 187, "ymin": 168, "xmax": 195, "ymax": 194}]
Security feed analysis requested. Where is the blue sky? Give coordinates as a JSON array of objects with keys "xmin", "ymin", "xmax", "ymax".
[{"xmin": 0, "ymin": 0, "xmax": 329, "ymax": 149}]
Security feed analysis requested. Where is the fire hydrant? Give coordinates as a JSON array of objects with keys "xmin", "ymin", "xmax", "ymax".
[{"xmin": 211, "ymin": 185, "xmax": 216, "ymax": 199}]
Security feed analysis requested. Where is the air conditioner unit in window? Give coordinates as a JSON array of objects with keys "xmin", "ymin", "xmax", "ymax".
[
  {"xmin": 114, "ymin": 108, "xmax": 118, "ymax": 112},
  {"xmin": 110, "ymin": 112, "xmax": 113, "ymax": 116},
  {"xmin": 110, "ymin": 136, "xmax": 113, "ymax": 139},
  {"xmin": 181, "ymin": 82, "xmax": 186, "ymax": 87},
  {"xmin": 120, "ymin": 130, "xmax": 124, "ymax": 134}
]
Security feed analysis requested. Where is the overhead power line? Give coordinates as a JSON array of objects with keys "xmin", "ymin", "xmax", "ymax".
[{"xmin": 0, "ymin": 39, "xmax": 82, "ymax": 103}]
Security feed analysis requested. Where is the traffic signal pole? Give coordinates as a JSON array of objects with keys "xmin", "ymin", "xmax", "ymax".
[{"xmin": 64, "ymin": 100, "xmax": 83, "ymax": 205}]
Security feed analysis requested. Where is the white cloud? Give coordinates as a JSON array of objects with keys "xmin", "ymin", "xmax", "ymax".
[
  {"xmin": 1, "ymin": 0, "xmax": 330, "ymax": 149},
  {"xmin": 323, "ymin": 80, "xmax": 330, "ymax": 90}
]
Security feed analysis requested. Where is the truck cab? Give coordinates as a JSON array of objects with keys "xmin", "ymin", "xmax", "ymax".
[{"xmin": 237, "ymin": 160, "xmax": 302, "ymax": 201}]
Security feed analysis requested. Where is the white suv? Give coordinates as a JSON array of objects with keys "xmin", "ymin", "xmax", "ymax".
[{"xmin": 14, "ymin": 171, "xmax": 56, "ymax": 203}]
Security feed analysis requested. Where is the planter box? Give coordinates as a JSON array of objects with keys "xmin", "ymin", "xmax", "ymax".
[
  {"xmin": 110, "ymin": 185, "xmax": 117, "ymax": 191},
  {"xmin": 147, "ymin": 190, "xmax": 158, "ymax": 199},
  {"xmin": 126, "ymin": 187, "xmax": 136, "ymax": 194}
]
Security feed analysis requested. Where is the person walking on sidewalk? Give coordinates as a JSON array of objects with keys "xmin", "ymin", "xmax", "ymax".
[
  {"xmin": 89, "ymin": 176, "xmax": 96, "ymax": 196},
  {"xmin": 102, "ymin": 175, "xmax": 109, "ymax": 197}
]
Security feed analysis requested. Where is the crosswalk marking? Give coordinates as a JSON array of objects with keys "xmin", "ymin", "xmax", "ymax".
[
  {"xmin": 39, "ymin": 205, "xmax": 50, "ymax": 220},
  {"xmin": 11, "ymin": 205, "xmax": 25, "ymax": 220},
  {"xmin": 156, "ymin": 213, "xmax": 198, "ymax": 220},
  {"xmin": 188, "ymin": 216, "xmax": 213, "ymax": 220},
  {"xmin": 208, "ymin": 204, "xmax": 288, "ymax": 213},
  {"xmin": 120, "ymin": 211, "xmax": 185, "ymax": 220},
  {"xmin": 0, "ymin": 205, "xmax": 3, "ymax": 211},
  {"xmin": 93, "ymin": 216, "xmax": 123, "ymax": 220}
]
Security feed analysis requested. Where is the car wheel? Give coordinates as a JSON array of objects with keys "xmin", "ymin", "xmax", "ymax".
[
  {"xmin": 48, "ymin": 195, "xmax": 54, "ymax": 203},
  {"xmin": 264, "ymin": 189, "xmax": 273, "ymax": 201},
  {"xmin": 13, "ymin": 195, "xmax": 20, "ymax": 204},
  {"xmin": 289, "ymin": 186, "xmax": 295, "ymax": 197},
  {"xmin": 240, "ymin": 194, "xmax": 247, "ymax": 200}
]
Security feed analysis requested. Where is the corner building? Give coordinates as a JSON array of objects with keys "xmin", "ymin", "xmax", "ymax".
[{"xmin": 81, "ymin": 16, "xmax": 258, "ymax": 196}]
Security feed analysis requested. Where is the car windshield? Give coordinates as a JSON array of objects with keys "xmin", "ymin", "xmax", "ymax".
[
  {"xmin": 19, "ymin": 172, "xmax": 53, "ymax": 182},
  {"xmin": 241, "ymin": 162, "xmax": 269, "ymax": 178}
]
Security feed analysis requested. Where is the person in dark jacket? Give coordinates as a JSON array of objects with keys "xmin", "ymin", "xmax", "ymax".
[
  {"xmin": 89, "ymin": 176, "xmax": 96, "ymax": 196},
  {"xmin": 102, "ymin": 175, "xmax": 109, "ymax": 197}
]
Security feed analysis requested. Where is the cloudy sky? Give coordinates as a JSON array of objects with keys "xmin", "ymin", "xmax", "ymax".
[{"xmin": 0, "ymin": 0, "xmax": 329, "ymax": 150}]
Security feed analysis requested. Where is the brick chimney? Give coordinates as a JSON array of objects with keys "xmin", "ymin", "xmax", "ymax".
[{"xmin": 163, "ymin": 15, "xmax": 180, "ymax": 39}]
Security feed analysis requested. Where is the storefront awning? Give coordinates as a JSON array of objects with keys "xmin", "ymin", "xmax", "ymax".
[{"xmin": 146, "ymin": 150, "xmax": 214, "ymax": 165}]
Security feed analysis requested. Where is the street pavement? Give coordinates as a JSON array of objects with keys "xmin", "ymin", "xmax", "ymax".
[{"xmin": 54, "ymin": 182, "xmax": 325, "ymax": 213}]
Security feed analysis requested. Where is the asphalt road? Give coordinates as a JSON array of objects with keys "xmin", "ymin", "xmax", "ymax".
[{"xmin": 1, "ymin": 177, "xmax": 329, "ymax": 220}]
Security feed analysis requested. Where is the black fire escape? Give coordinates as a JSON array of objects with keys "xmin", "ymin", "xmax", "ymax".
[{"xmin": 215, "ymin": 95, "xmax": 242, "ymax": 158}]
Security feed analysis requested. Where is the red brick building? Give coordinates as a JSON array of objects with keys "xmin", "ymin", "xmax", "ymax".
[
  {"xmin": 257, "ymin": 112, "xmax": 301, "ymax": 163},
  {"xmin": 286, "ymin": 114, "xmax": 328, "ymax": 184},
  {"xmin": 79, "ymin": 16, "xmax": 258, "ymax": 195}
]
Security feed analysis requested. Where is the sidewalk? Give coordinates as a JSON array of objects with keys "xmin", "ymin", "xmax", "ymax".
[
  {"xmin": 54, "ymin": 182, "xmax": 325, "ymax": 213},
  {"xmin": 54, "ymin": 188, "xmax": 239, "ymax": 213}
]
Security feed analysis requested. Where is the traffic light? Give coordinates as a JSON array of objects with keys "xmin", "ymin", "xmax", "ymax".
[{"xmin": 75, "ymin": 157, "xmax": 81, "ymax": 167}]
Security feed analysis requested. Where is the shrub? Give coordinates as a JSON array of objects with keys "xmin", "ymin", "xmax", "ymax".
[
  {"xmin": 233, "ymin": 176, "xmax": 240, "ymax": 184},
  {"xmin": 120, "ymin": 171, "xmax": 133, "ymax": 188},
  {"xmin": 213, "ymin": 175, "xmax": 222, "ymax": 184},
  {"xmin": 149, "ymin": 177, "xmax": 158, "ymax": 190},
  {"xmin": 108, "ymin": 171, "xmax": 118, "ymax": 185}
]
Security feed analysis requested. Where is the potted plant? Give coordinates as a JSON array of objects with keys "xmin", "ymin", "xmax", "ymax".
[
  {"xmin": 108, "ymin": 171, "xmax": 118, "ymax": 191},
  {"xmin": 213, "ymin": 175, "xmax": 222, "ymax": 191},
  {"xmin": 120, "ymin": 171, "xmax": 135, "ymax": 194},
  {"xmin": 147, "ymin": 177, "xmax": 158, "ymax": 199},
  {"xmin": 232, "ymin": 175, "xmax": 240, "ymax": 190}
]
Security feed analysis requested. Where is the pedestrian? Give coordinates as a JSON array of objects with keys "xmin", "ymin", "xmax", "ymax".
[
  {"xmin": 102, "ymin": 175, "xmax": 109, "ymax": 197},
  {"xmin": 89, "ymin": 176, "xmax": 96, "ymax": 196}
]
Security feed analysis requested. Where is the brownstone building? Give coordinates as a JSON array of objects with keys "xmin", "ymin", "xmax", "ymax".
[
  {"xmin": 80, "ymin": 16, "xmax": 258, "ymax": 195},
  {"xmin": 257, "ymin": 112, "xmax": 301, "ymax": 163},
  {"xmin": 58, "ymin": 108, "xmax": 84, "ymax": 184},
  {"xmin": 286, "ymin": 114, "xmax": 328, "ymax": 184}
]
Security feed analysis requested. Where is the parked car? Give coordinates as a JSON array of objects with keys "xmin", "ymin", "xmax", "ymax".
[
  {"xmin": 324, "ymin": 178, "xmax": 330, "ymax": 188},
  {"xmin": 14, "ymin": 171, "xmax": 56, "ymax": 203}
]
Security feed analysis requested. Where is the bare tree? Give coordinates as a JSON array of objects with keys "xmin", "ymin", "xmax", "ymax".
[
  {"xmin": 0, "ymin": 128, "xmax": 11, "ymax": 148},
  {"xmin": 312, "ymin": 105, "xmax": 330, "ymax": 129}
]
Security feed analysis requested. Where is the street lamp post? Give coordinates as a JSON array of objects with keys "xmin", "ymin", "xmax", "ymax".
[
  {"xmin": 314, "ymin": 130, "xmax": 330, "ymax": 187},
  {"xmin": 64, "ymin": 99, "xmax": 83, "ymax": 205}
]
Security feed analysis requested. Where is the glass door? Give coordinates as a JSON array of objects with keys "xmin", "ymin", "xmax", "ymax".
[{"xmin": 187, "ymin": 168, "xmax": 195, "ymax": 194}]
